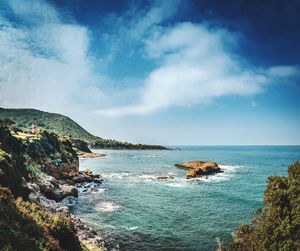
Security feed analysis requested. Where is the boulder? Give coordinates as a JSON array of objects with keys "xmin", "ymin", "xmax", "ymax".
[
  {"xmin": 83, "ymin": 169, "xmax": 92, "ymax": 175},
  {"xmin": 35, "ymin": 174, "xmax": 78, "ymax": 201},
  {"xmin": 52, "ymin": 184, "xmax": 78, "ymax": 201},
  {"xmin": 39, "ymin": 178, "xmax": 55, "ymax": 195},
  {"xmin": 175, "ymin": 161, "xmax": 222, "ymax": 179},
  {"xmin": 72, "ymin": 171, "xmax": 93, "ymax": 183}
]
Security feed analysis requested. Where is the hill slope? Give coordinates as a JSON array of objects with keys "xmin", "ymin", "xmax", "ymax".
[
  {"xmin": 0, "ymin": 108, "xmax": 98, "ymax": 140},
  {"xmin": 0, "ymin": 107, "xmax": 168, "ymax": 150}
]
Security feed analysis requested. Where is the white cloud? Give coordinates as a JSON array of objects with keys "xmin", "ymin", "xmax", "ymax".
[
  {"xmin": 97, "ymin": 22, "xmax": 285, "ymax": 117},
  {"xmin": 267, "ymin": 65, "xmax": 300, "ymax": 77},
  {"xmin": 127, "ymin": 0, "xmax": 181, "ymax": 40},
  {"xmin": 0, "ymin": 0, "xmax": 106, "ymax": 114},
  {"xmin": 1, "ymin": 0, "xmax": 299, "ymax": 120}
]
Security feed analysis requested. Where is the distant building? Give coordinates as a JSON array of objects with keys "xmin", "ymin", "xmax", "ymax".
[{"xmin": 31, "ymin": 124, "xmax": 37, "ymax": 134}]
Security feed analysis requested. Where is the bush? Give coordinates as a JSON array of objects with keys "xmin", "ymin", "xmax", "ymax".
[
  {"xmin": 227, "ymin": 161, "xmax": 300, "ymax": 250},
  {"xmin": 0, "ymin": 186, "xmax": 82, "ymax": 251}
]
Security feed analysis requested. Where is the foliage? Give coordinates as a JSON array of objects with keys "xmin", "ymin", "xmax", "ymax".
[
  {"xmin": 0, "ymin": 108, "xmax": 168, "ymax": 150},
  {"xmin": 0, "ymin": 186, "xmax": 82, "ymax": 251},
  {"xmin": 0, "ymin": 125, "xmax": 29, "ymax": 198},
  {"xmin": 0, "ymin": 118, "xmax": 15, "ymax": 128},
  {"xmin": 0, "ymin": 108, "xmax": 97, "ymax": 141},
  {"xmin": 91, "ymin": 139, "xmax": 168, "ymax": 150},
  {"xmin": 227, "ymin": 161, "xmax": 300, "ymax": 250},
  {"xmin": 0, "ymin": 123, "xmax": 85, "ymax": 250}
]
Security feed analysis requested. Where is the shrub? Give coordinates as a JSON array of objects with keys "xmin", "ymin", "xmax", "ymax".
[
  {"xmin": 0, "ymin": 186, "xmax": 82, "ymax": 251},
  {"xmin": 227, "ymin": 161, "xmax": 300, "ymax": 250}
]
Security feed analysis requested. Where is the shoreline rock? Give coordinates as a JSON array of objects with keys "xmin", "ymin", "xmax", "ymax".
[
  {"xmin": 78, "ymin": 152, "xmax": 106, "ymax": 159},
  {"xmin": 175, "ymin": 161, "xmax": 223, "ymax": 179},
  {"xmin": 26, "ymin": 169, "xmax": 112, "ymax": 250}
]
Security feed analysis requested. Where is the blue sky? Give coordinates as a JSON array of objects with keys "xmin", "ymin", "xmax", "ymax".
[{"xmin": 0, "ymin": 0, "xmax": 299, "ymax": 145}]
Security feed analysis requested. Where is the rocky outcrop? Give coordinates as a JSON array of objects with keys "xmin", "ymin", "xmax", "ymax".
[
  {"xmin": 175, "ymin": 161, "xmax": 222, "ymax": 179},
  {"xmin": 70, "ymin": 214, "xmax": 108, "ymax": 250},
  {"xmin": 25, "ymin": 169, "xmax": 110, "ymax": 251},
  {"xmin": 0, "ymin": 124, "xmax": 112, "ymax": 250},
  {"xmin": 28, "ymin": 170, "xmax": 103, "ymax": 202},
  {"xmin": 70, "ymin": 139, "xmax": 91, "ymax": 153},
  {"xmin": 26, "ymin": 181, "xmax": 109, "ymax": 251},
  {"xmin": 78, "ymin": 152, "xmax": 106, "ymax": 159}
]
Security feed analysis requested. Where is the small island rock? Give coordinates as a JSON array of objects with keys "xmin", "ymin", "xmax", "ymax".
[{"xmin": 175, "ymin": 161, "xmax": 222, "ymax": 179}]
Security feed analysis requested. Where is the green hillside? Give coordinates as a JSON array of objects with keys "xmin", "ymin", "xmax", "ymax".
[
  {"xmin": 0, "ymin": 108, "xmax": 98, "ymax": 140},
  {"xmin": 0, "ymin": 107, "xmax": 169, "ymax": 150}
]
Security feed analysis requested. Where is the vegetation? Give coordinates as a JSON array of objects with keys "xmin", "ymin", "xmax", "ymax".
[
  {"xmin": 90, "ymin": 139, "xmax": 169, "ymax": 150},
  {"xmin": 0, "ymin": 124, "xmax": 29, "ymax": 198},
  {"xmin": 0, "ymin": 108, "xmax": 97, "ymax": 140},
  {"xmin": 0, "ymin": 186, "xmax": 82, "ymax": 251},
  {"xmin": 225, "ymin": 161, "xmax": 300, "ymax": 250},
  {"xmin": 0, "ymin": 108, "xmax": 168, "ymax": 150},
  {"xmin": 0, "ymin": 122, "xmax": 84, "ymax": 250}
]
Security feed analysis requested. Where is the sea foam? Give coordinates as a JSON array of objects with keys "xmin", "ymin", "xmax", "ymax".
[{"xmin": 96, "ymin": 201, "xmax": 121, "ymax": 212}]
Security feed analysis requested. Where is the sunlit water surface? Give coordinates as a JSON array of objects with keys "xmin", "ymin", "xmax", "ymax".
[{"xmin": 66, "ymin": 146, "xmax": 300, "ymax": 250}]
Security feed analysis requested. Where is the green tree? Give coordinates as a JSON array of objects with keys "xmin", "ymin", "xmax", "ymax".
[
  {"xmin": 227, "ymin": 161, "xmax": 300, "ymax": 250},
  {"xmin": 0, "ymin": 118, "xmax": 15, "ymax": 128}
]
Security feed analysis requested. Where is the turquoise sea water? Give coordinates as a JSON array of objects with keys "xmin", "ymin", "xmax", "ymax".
[{"xmin": 68, "ymin": 146, "xmax": 300, "ymax": 250}]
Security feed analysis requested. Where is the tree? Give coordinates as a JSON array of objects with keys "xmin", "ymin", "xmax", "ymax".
[
  {"xmin": 0, "ymin": 118, "xmax": 15, "ymax": 128},
  {"xmin": 227, "ymin": 161, "xmax": 300, "ymax": 250}
]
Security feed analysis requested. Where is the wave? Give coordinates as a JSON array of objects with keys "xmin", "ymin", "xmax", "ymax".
[
  {"xmin": 60, "ymin": 196, "xmax": 77, "ymax": 207},
  {"xmin": 187, "ymin": 164, "xmax": 244, "ymax": 183},
  {"xmin": 166, "ymin": 183, "xmax": 186, "ymax": 188},
  {"xmin": 102, "ymin": 172, "xmax": 130, "ymax": 179},
  {"xmin": 101, "ymin": 164, "xmax": 243, "ymax": 186},
  {"xmin": 96, "ymin": 201, "xmax": 121, "ymax": 212},
  {"xmin": 122, "ymin": 226, "xmax": 139, "ymax": 231}
]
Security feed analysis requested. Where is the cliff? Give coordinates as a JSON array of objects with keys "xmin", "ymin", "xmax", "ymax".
[{"xmin": 0, "ymin": 121, "xmax": 107, "ymax": 250}]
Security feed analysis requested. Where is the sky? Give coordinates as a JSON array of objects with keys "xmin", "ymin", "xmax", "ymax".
[{"xmin": 0, "ymin": 0, "xmax": 300, "ymax": 145}]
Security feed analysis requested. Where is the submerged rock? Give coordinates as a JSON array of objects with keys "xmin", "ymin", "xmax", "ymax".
[
  {"xmin": 175, "ymin": 161, "xmax": 222, "ymax": 179},
  {"xmin": 157, "ymin": 176, "xmax": 175, "ymax": 180},
  {"xmin": 91, "ymin": 188, "xmax": 99, "ymax": 193}
]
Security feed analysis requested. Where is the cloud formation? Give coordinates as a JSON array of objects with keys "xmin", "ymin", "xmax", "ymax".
[
  {"xmin": 97, "ymin": 22, "xmax": 299, "ymax": 116},
  {"xmin": 0, "ymin": 0, "xmax": 299, "ymax": 119},
  {"xmin": 0, "ymin": 0, "xmax": 105, "ymax": 114}
]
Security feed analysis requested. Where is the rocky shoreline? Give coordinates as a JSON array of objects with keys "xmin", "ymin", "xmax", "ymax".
[
  {"xmin": 26, "ymin": 169, "xmax": 116, "ymax": 251},
  {"xmin": 78, "ymin": 152, "xmax": 106, "ymax": 159}
]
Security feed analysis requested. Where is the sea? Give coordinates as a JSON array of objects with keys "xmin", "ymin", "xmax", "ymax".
[{"xmin": 64, "ymin": 146, "xmax": 300, "ymax": 250}]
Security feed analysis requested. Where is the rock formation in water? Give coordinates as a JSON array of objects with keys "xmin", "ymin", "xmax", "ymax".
[{"xmin": 175, "ymin": 161, "xmax": 222, "ymax": 179}]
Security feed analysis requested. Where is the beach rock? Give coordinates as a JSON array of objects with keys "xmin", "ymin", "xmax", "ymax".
[
  {"xmin": 71, "ymin": 171, "xmax": 103, "ymax": 184},
  {"xmin": 157, "ymin": 176, "xmax": 175, "ymax": 180},
  {"xmin": 32, "ymin": 174, "xmax": 78, "ymax": 201},
  {"xmin": 70, "ymin": 214, "xmax": 108, "ymax": 250},
  {"xmin": 53, "ymin": 184, "xmax": 78, "ymax": 201},
  {"xmin": 72, "ymin": 171, "xmax": 93, "ymax": 183},
  {"xmin": 83, "ymin": 169, "xmax": 92, "ymax": 175},
  {"xmin": 175, "ymin": 161, "xmax": 222, "ymax": 179},
  {"xmin": 78, "ymin": 152, "xmax": 106, "ymax": 159},
  {"xmin": 91, "ymin": 188, "xmax": 98, "ymax": 193},
  {"xmin": 39, "ymin": 178, "xmax": 56, "ymax": 195}
]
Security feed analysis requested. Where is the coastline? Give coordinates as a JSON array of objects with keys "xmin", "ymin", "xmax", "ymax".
[
  {"xmin": 78, "ymin": 152, "xmax": 106, "ymax": 159},
  {"xmin": 26, "ymin": 169, "xmax": 116, "ymax": 250}
]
